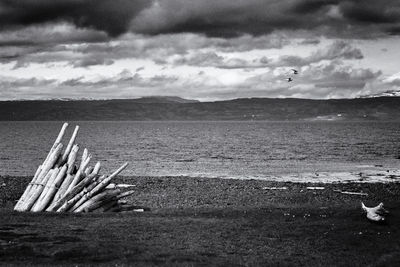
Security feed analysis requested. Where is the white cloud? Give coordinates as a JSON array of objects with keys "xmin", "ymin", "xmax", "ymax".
[{"xmin": 0, "ymin": 26, "xmax": 398, "ymax": 101}]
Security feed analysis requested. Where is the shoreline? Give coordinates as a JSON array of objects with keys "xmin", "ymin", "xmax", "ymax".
[
  {"xmin": 2, "ymin": 175, "xmax": 400, "ymax": 209},
  {"xmin": 2, "ymin": 164, "xmax": 400, "ymax": 184},
  {"xmin": 145, "ymin": 168, "xmax": 400, "ymax": 183}
]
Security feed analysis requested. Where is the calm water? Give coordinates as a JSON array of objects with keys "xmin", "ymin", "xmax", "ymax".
[{"xmin": 0, "ymin": 121, "xmax": 400, "ymax": 180}]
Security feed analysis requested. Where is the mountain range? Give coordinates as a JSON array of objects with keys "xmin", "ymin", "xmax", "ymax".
[{"xmin": 1, "ymin": 96, "xmax": 400, "ymax": 121}]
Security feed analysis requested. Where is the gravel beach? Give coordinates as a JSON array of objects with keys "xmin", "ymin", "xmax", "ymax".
[{"xmin": 1, "ymin": 175, "xmax": 400, "ymax": 266}]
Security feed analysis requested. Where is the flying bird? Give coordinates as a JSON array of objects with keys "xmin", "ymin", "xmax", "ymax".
[
  {"xmin": 291, "ymin": 69, "xmax": 298, "ymax": 75},
  {"xmin": 361, "ymin": 202, "xmax": 389, "ymax": 222},
  {"xmin": 286, "ymin": 77, "xmax": 293, "ymax": 82}
]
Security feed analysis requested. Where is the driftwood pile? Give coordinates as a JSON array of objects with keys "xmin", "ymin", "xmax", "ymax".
[{"xmin": 14, "ymin": 123, "xmax": 137, "ymax": 213}]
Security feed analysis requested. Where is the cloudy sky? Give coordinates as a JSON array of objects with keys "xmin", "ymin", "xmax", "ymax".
[{"xmin": 1, "ymin": 0, "xmax": 400, "ymax": 101}]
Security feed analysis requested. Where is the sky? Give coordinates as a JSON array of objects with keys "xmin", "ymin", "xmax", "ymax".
[{"xmin": 1, "ymin": 0, "xmax": 400, "ymax": 101}]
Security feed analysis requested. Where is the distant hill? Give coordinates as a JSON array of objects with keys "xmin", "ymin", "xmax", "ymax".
[
  {"xmin": 128, "ymin": 96, "xmax": 200, "ymax": 103},
  {"xmin": 15, "ymin": 96, "xmax": 200, "ymax": 103},
  {"xmin": 1, "ymin": 97, "xmax": 400, "ymax": 121}
]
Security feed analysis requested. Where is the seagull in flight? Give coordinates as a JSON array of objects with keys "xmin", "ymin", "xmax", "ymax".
[
  {"xmin": 286, "ymin": 77, "xmax": 293, "ymax": 82},
  {"xmin": 291, "ymin": 69, "xmax": 298, "ymax": 75}
]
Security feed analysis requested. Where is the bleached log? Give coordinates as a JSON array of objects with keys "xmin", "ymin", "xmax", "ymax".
[
  {"xmin": 119, "ymin": 205, "xmax": 145, "ymax": 212},
  {"xmin": 75, "ymin": 189, "xmax": 121, "ymax": 213},
  {"xmin": 116, "ymin": 184, "xmax": 136, "ymax": 189},
  {"xmin": 15, "ymin": 123, "xmax": 133, "ymax": 214},
  {"xmin": 34, "ymin": 164, "xmax": 68, "ymax": 212},
  {"xmin": 69, "ymin": 175, "xmax": 105, "ymax": 211},
  {"xmin": 92, "ymin": 162, "xmax": 101, "ymax": 175},
  {"xmin": 55, "ymin": 173, "xmax": 98, "ymax": 212},
  {"xmin": 117, "ymin": 190, "xmax": 135, "ymax": 199},
  {"xmin": 19, "ymin": 143, "xmax": 63, "ymax": 211},
  {"xmin": 15, "ymin": 166, "xmax": 50, "ymax": 211},
  {"xmin": 44, "ymin": 123, "xmax": 68, "ymax": 164},
  {"xmin": 30, "ymin": 168, "xmax": 58, "ymax": 211},
  {"xmin": 15, "ymin": 123, "xmax": 67, "ymax": 211},
  {"xmin": 84, "ymin": 163, "xmax": 128, "ymax": 199},
  {"xmin": 14, "ymin": 164, "xmax": 42, "ymax": 211},
  {"xmin": 106, "ymin": 183, "xmax": 116, "ymax": 189},
  {"xmin": 72, "ymin": 163, "xmax": 128, "ymax": 212},
  {"xmin": 65, "ymin": 154, "xmax": 91, "ymax": 194},
  {"xmin": 24, "ymin": 169, "xmax": 55, "ymax": 211},
  {"xmin": 53, "ymin": 145, "xmax": 79, "ymax": 201},
  {"xmin": 129, "ymin": 209, "xmax": 144, "ymax": 213},
  {"xmin": 86, "ymin": 162, "xmax": 128, "ymax": 197},
  {"xmin": 34, "ymin": 165, "xmax": 43, "ymax": 178},
  {"xmin": 118, "ymin": 200, "xmax": 128, "ymax": 205},
  {"xmin": 80, "ymin": 148, "xmax": 89, "ymax": 169},
  {"xmin": 262, "ymin": 187, "xmax": 288, "ymax": 190},
  {"xmin": 106, "ymin": 184, "xmax": 135, "ymax": 189},
  {"xmin": 92, "ymin": 190, "xmax": 134, "ymax": 212},
  {"xmin": 31, "ymin": 168, "xmax": 60, "ymax": 212},
  {"xmin": 109, "ymin": 205, "xmax": 145, "ymax": 212},
  {"xmin": 54, "ymin": 173, "xmax": 73, "ymax": 202},
  {"xmin": 85, "ymin": 166, "xmax": 94, "ymax": 176},
  {"xmin": 67, "ymin": 145, "xmax": 79, "ymax": 174},
  {"xmin": 35, "ymin": 143, "xmax": 64, "ymax": 183},
  {"xmin": 57, "ymin": 183, "xmax": 97, "ymax": 212},
  {"xmin": 306, "ymin": 187, "xmax": 325, "ymax": 190},
  {"xmin": 35, "ymin": 167, "xmax": 60, "ymax": 204},
  {"xmin": 333, "ymin": 190, "xmax": 368, "ymax": 196},
  {"xmin": 49, "ymin": 173, "xmax": 98, "ymax": 211},
  {"xmin": 57, "ymin": 125, "xmax": 79, "ymax": 166}
]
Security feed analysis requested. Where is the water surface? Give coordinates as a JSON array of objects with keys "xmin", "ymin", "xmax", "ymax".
[{"xmin": 0, "ymin": 121, "xmax": 399, "ymax": 182}]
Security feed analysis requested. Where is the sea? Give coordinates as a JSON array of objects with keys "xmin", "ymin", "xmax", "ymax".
[{"xmin": 1, "ymin": 121, "xmax": 399, "ymax": 182}]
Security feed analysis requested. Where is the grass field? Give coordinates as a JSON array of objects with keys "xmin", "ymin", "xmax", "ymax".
[{"xmin": 1, "ymin": 176, "xmax": 400, "ymax": 266}]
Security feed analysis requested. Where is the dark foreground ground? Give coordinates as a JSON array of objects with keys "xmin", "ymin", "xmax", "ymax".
[{"xmin": 1, "ymin": 175, "xmax": 400, "ymax": 266}]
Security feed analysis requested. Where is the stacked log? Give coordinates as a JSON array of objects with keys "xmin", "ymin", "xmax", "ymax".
[{"xmin": 14, "ymin": 123, "xmax": 138, "ymax": 213}]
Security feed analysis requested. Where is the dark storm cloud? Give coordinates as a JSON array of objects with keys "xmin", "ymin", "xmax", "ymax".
[
  {"xmin": 0, "ymin": 40, "xmax": 35, "ymax": 47},
  {"xmin": 290, "ymin": 0, "xmax": 337, "ymax": 14},
  {"xmin": 0, "ymin": 54, "xmax": 19, "ymax": 60},
  {"xmin": 0, "ymin": 0, "xmax": 150, "ymax": 37},
  {"xmin": 339, "ymin": 1, "xmax": 400, "ymax": 24},
  {"xmin": 1, "ymin": 0, "xmax": 400, "ymax": 38},
  {"xmin": 0, "ymin": 24, "xmax": 109, "ymax": 52},
  {"xmin": 131, "ymin": 0, "xmax": 400, "ymax": 38},
  {"xmin": 131, "ymin": 0, "xmax": 322, "ymax": 37},
  {"xmin": 0, "ymin": 22, "xmax": 110, "ymax": 67}
]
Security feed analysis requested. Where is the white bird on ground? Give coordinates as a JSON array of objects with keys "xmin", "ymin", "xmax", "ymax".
[{"xmin": 361, "ymin": 202, "xmax": 388, "ymax": 222}]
